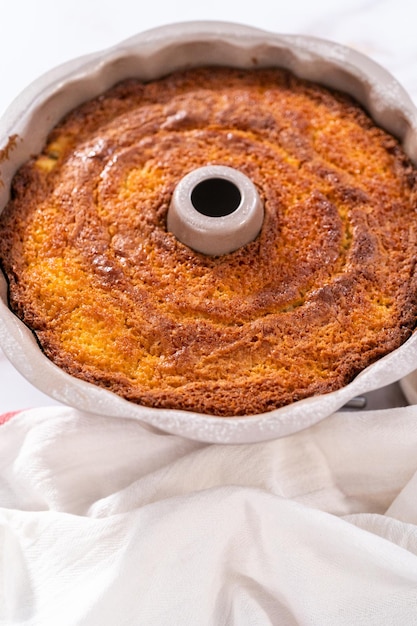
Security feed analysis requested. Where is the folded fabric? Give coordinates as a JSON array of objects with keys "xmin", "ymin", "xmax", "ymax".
[{"xmin": 1, "ymin": 406, "xmax": 417, "ymax": 625}]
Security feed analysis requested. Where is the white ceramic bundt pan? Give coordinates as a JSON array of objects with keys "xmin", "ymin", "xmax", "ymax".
[{"xmin": 2, "ymin": 21, "xmax": 417, "ymax": 444}]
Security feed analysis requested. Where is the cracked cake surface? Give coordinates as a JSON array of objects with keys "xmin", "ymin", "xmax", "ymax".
[{"xmin": 1, "ymin": 66, "xmax": 417, "ymax": 416}]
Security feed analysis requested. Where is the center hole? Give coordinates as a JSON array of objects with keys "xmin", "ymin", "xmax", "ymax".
[{"xmin": 191, "ymin": 177, "xmax": 242, "ymax": 217}]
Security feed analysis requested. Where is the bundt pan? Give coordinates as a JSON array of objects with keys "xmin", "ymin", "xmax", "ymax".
[{"xmin": 1, "ymin": 21, "xmax": 417, "ymax": 443}]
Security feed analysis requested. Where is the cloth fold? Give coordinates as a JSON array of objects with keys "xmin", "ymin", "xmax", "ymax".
[{"xmin": 1, "ymin": 406, "xmax": 417, "ymax": 625}]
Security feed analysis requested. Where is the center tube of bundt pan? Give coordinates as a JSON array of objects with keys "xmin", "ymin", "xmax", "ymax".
[{"xmin": 167, "ymin": 165, "xmax": 264, "ymax": 256}]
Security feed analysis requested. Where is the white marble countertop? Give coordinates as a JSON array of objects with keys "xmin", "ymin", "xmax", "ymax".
[{"xmin": 0, "ymin": 0, "xmax": 415, "ymax": 411}]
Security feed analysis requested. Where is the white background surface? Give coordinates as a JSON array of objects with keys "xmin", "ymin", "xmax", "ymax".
[{"xmin": 0, "ymin": 0, "xmax": 416, "ymax": 411}]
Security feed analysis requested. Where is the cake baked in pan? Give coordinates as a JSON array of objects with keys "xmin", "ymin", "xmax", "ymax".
[{"xmin": 1, "ymin": 66, "xmax": 417, "ymax": 417}]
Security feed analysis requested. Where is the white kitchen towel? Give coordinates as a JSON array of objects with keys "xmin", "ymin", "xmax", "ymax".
[{"xmin": 1, "ymin": 405, "xmax": 417, "ymax": 625}]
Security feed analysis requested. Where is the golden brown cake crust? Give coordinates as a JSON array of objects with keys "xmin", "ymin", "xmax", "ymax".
[{"xmin": 1, "ymin": 67, "xmax": 417, "ymax": 416}]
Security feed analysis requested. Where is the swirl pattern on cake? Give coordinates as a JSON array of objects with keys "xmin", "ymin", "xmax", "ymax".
[{"xmin": 1, "ymin": 67, "xmax": 417, "ymax": 416}]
